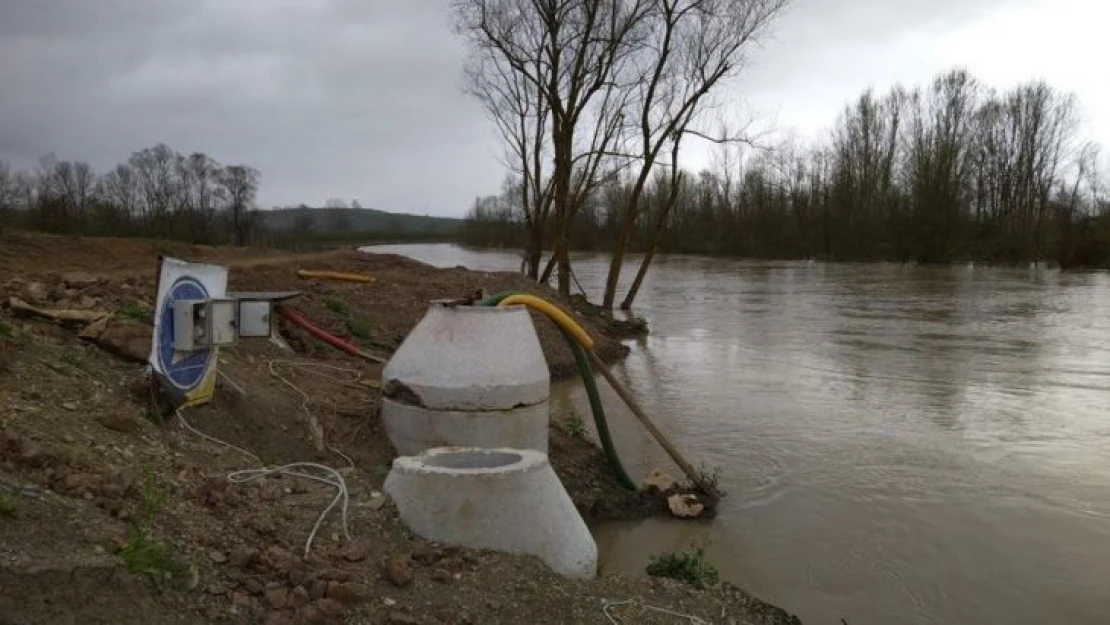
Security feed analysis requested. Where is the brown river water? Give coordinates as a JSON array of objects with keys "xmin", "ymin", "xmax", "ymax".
[{"xmin": 365, "ymin": 244, "xmax": 1110, "ymax": 625}]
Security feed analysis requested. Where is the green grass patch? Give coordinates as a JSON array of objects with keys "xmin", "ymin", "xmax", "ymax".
[
  {"xmin": 646, "ymin": 540, "xmax": 719, "ymax": 589},
  {"xmin": 118, "ymin": 302, "xmax": 153, "ymax": 321},
  {"xmin": 0, "ymin": 492, "xmax": 19, "ymax": 519},
  {"xmin": 346, "ymin": 317, "xmax": 373, "ymax": 342},
  {"xmin": 0, "ymin": 320, "xmax": 12, "ymax": 338},
  {"xmin": 559, "ymin": 409, "xmax": 588, "ymax": 439},
  {"xmin": 324, "ymin": 297, "xmax": 348, "ymax": 316},
  {"xmin": 117, "ymin": 471, "xmax": 186, "ymax": 585}
]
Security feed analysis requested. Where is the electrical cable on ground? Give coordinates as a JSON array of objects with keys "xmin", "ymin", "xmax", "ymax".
[
  {"xmin": 601, "ymin": 598, "xmax": 709, "ymax": 624},
  {"xmin": 175, "ymin": 404, "xmax": 353, "ymax": 558}
]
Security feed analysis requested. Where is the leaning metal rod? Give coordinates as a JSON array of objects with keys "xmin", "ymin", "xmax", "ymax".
[{"xmin": 586, "ymin": 348, "xmax": 719, "ymax": 498}]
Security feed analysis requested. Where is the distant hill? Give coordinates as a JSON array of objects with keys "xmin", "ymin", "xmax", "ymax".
[{"xmin": 259, "ymin": 207, "xmax": 462, "ymax": 235}]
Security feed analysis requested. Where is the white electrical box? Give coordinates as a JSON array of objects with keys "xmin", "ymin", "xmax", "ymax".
[
  {"xmin": 173, "ymin": 298, "xmax": 239, "ymax": 351},
  {"xmin": 237, "ymin": 300, "xmax": 273, "ymax": 338}
]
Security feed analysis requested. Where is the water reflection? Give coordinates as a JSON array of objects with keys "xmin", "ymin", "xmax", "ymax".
[{"xmin": 364, "ymin": 244, "xmax": 1110, "ymax": 625}]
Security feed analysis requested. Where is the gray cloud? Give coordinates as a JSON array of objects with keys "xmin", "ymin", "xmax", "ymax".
[{"xmin": 0, "ymin": 0, "xmax": 1101, "ymax": 216}]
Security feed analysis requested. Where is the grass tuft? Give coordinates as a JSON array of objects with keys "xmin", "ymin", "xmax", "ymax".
[
  {"xmin": 346, "ymin": 317, "xmax": 373, "ymax": 342},
  {"xmin": 118, "ymin": 302, "xmax": 153, "ymax": 321},
  {"xmin": 0, "ymin": 492, "xmax": 19, "ymax": 519},
  {"xmin": 117, "ymin": 471, "xmax": 186, "ymax": 585},
  {"xmin": 559, "ymin": 409, "xmax": 588, "ymax": 439},
  {"xmin": 645, "ymin": 540, "xmax": 719, "ymax": 589},
  {"xmin": 324, "ymin": 297, "xmax": 347, "ymax": 316}
]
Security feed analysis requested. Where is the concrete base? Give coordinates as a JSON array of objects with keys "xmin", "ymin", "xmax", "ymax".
[
  {"xmin": 384, "ymin": 447, "xmax": 597, "ymax": 579},
  {"xmin": 381, "ymin": 397, "xmax": 549, "ymax": 456}
]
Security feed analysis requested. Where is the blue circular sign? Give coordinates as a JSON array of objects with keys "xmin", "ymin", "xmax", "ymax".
[{"xmin": 157, "ymin": 276, "xmax": 215, "ymax": 391}]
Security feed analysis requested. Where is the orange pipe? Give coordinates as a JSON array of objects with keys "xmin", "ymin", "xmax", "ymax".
[{"xmin": 275, "ymin": 305, "xmax": 385, "ymax": 363}]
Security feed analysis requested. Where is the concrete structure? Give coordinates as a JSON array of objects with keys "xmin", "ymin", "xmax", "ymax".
[
  {"xmin": 384, "ymin": 447, "xmax": 597, "ymax": 579},
  {"xmin": 381, "ymin": 303, "xmax": 550, "ymax": 455}
]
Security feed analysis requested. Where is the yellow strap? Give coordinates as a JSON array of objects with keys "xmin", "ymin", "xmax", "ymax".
[{"xmin": 498, "ymin": 294, "xmax": 594, "ymax": 350}]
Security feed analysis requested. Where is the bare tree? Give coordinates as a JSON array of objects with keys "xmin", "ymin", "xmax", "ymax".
[
  {"xmin": 221, "ymin": 165, "xmax": 260, "ymax": 245},
  {"xmin": 130, "ymin": 144, "xmax": 180, "ymax": 235},
  {"xmin": 178, "ymin": 153, "xmax": 223, "ymax": 243},
  {"xmin": 603, "ymin": 0, "xmax": 790, "ymax": 309},
  {"xmin": 455, "ymin": 0, "xmax": 652, "ymax": 294}
]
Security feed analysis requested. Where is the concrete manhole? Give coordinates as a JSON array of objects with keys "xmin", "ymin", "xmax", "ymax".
[{"xmin": 384, "ymin": 447, "xmax": 597, "ymax": 578}]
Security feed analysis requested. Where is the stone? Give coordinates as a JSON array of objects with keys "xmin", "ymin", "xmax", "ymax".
[
  {"xmin": 315, "ymin": 598, "xmax": 345, "ymax": 618},
  {"xmin": 383, "ymin": 597, "xmax": 397, "ymax": 607},
  {"xmin": 317, "ymin": 568, "xmax": 356, "ymax": 582},
  {"xmin": 78, "ymin": 295, "xmax": 99, "ymax": 309},
  {"xmin": 667, "ymin": 493, "xmax": 705, "ymax": 519},
  {"xmin": 61, "ymin": 401, "xmax": 78, "ymax": 411},
  {"xmin": 97, "ymin": 411, "xmax": 141, "ymax": 433},
  {"xmin": 339, "ymin": 541, "xmax": 366, "ymax": 562},
  {"xmin": 230, "ymin": 545, "xmax": 258, "ymax": 567},
  {"xmin": 266, "ymin": 586, "xmax": 289, "ymax": 609},
  {"xmin": 264, "ymin": 611, "xmax": 296, "ymax": 625},
  {"xmin": 310, "ymin": 579, "xmax": 328, "ymax": 600},
  {"xmin": 287, "ymin": 564, "xmax": 311, "ymax": 587},
  {"xmin": 411, "ymin": 545, "xmax": 437, "ymax": 566},
  {"xmin": 209, "ymin": 549, "xmax": 228, "ymax": 564},
  {"xmin": 387, "ymin": 612, "xmax": 420, "ymax": 625},
  {"xmin": 265, "ymin": 545, "xmax": 295, "ymax": 572},
  {"xmin": 434, "ymin": 608, "xmax": 458, "ymax": 624},
  {"xmin": 244, "ymin": 578, "xmax": 265, "ymax": 596},
  {"xmin": 77, "ymin": 318, "xmax": 151, "ymax": 364},
  {"xmin": 326, "ymin": 581, "xmax": 370, "ymax": 605},
  {"xmin": 643, "ymin": 468, "xmax": 678, "ymax": 493},
  {"xmin": 431, "ymin": 568, "xmax": 451, "ymax": 583},
  {"xmin": 289, "ymin": 585, "xmax": 310, "ymax": 609},
  {"xmin": 299, "ymin": 605, "xmax": 325, "ymax": 625},
  {"xmin": 62, "ymin": 272, "xmax": 99, "ymax": 288},
  {"xmin": 385, "ymin": 553, "xmax": 414, "ymax": 587},
  {"xmin": 368, "ymin": 491, "xmax": 387, "ymax": 510},
  {"xmin": 25, "ymin": 282, "xmax": 48, "ymax": 304},
  {"xmin": 232, "ymin": 591, "xmax": 253, "ymax": 608}
]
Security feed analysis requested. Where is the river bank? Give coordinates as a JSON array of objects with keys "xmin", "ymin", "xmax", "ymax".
[{"xmin": 0, "ymin": 232, "xmax": 801, "ymax": 624}]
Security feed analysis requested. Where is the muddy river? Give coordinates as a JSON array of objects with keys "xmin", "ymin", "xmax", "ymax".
[{"xmin": 365, "ymin": 243, "xmax": 1110, "ymax": 625}]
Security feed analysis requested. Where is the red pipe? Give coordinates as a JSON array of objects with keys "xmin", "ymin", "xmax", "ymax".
[{"xmin": 275, "ymin": 304, "xmax": 385, "ymax": 363}]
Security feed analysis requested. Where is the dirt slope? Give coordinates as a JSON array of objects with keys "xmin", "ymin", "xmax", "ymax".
[{"xmin": 0, "ymin": 233, "xmax": 802, "ymax": 625}]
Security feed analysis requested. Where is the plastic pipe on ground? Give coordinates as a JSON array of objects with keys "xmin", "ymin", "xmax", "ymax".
[
  {"xmin": 296, "ymin": 269, "xmax": 377, "ymax": 284},
  {"xmin": 275, "ymin": 304, "xmax": 386, "ymax": 363}
]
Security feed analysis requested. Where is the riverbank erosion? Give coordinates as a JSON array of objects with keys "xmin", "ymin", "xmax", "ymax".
[{"xmin": 0, "ymin": 233, "xmax": 801, "ymax": 624}]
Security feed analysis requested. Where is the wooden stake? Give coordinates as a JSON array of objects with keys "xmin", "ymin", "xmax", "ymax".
[{"xmin": 587, "ymin": 349, "xmax": 718, "ymax": 498}]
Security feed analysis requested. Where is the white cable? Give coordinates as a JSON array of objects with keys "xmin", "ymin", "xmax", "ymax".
[
  {"xmin": 176, "ymin": 409, "xmax": 260, "ymax": 465},
  {"xmin": 227, "ymin": 463, "xmax": 351, "ymax": 559},
  {"xmin": 601, "ymin": 599, "xmax": 709, "ymax": 625},
  {"xmin": 217, "ymin": 369, "xmax": 248, "ymax": 396},
  {"xmin": 175, "ymin": 408, "xmax": 352, "ymax": 558}
]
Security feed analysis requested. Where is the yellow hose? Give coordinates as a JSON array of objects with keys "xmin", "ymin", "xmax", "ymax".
[
  {"xmin": 497, "ymin": 294, "xmax": 594, "ymax": 350},
  {"xmin": 296, "ymin": 269, "xmax": 377, "ymax": 284}
]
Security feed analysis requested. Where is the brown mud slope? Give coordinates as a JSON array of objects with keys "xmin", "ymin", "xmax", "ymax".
[{"xmin": 0, "ymin": 233, "xmax": 802, "ymax": 625}]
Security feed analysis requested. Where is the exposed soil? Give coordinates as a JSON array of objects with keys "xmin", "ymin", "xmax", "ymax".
[{"xmin": 0, "ymin": 232, "xmax": 801, "ymax": 625}]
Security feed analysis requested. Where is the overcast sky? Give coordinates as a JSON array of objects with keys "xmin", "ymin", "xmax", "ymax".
[{"xmin": 0, "ymin": 0, "xmax": 1105, "ymax": 216}]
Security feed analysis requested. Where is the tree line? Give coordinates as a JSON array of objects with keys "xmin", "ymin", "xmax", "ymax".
[
  {"xmin": 0, "ymin": 144, "xmax": 263, "ymax": 245},
  {"xmin": 462, "ymin": 68, "xmax": 1109, "ymax": 301}
]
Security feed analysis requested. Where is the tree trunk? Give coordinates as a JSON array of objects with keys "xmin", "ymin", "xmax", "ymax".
[
  {"xmin": 540, "ymin": 253, "xmax": 557, "ymax": 283},
  {"xmin": 620, "ymin": 210, "xmax": 670, "ymax": 310},
  {"xmin": 602, "ymin": 228, "xmax": 630, "ymax": 308}
]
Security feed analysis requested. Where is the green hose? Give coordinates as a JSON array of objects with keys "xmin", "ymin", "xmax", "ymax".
[{"xmin": 477, "ymin": 290, "xmax": 638, "ymax": 491}]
